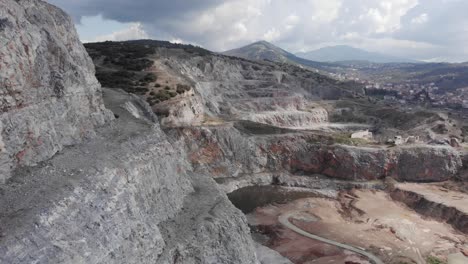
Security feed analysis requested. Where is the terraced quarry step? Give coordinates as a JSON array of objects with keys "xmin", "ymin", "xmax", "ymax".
[{"xmin": 391, "ymin": 183, "xmax": 468, "ymax": 234}]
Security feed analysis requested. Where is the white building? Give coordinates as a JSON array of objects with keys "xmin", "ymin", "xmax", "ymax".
[{"xmin": 351, "ymin": 130, "xmax": 373, "ymax": 140}]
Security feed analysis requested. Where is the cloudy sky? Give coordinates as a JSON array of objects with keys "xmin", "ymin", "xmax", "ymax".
[{"xmin": 49, "ymin": 0, "xmax": 468, "ymax": 62}]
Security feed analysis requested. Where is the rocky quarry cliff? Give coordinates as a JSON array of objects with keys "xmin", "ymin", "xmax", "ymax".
[
  {"xmin": 0, "ymin": 1, "xmax": 257, "ymax": 263},
  {"xmin": 2, "ymin": 1, "xmax": 468, "ymax": 264},
  {"xmin": 86, "ymin": 39, "xmax": 465, "ymax": 187},
  {"xmin": 0, "ymin": 0, "xmax": 112, "ymax": 182},
  {"xmin": 85, "ymin": 37, "xmax": 468, "ymax": 263}
]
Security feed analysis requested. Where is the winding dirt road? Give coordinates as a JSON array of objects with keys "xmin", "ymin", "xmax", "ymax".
[{"xmin": 279, "ymin": 212, "xmax": 385, "ymax": 264}]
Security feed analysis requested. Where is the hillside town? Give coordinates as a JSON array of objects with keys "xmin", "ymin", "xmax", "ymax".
[{"xmin": 361, "ymin": 81, "xmax": 468, "ymax": 110}]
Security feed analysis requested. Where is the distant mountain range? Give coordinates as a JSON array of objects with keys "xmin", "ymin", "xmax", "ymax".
[
  {"xmin": 296, "ymin": 45, "xmax": 419, "ymax": 63},
  {"xmin": 222, "ymin": 41, "xmax": 336, "ymax": 70},
  {"xmin": 224, "ymin": 41, "xmax": 419, "ymax": 66}
]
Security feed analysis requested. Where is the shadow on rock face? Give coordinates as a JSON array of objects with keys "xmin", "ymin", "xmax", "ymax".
[{"xmin": 227, "ymin": 185, "xmax": 318, "ymax": 214}]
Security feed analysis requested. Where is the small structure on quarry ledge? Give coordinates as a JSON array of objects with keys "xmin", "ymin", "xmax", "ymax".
[
  {"xmin": 387, "ymin": 135, "xmax": 421, "ymax": 146},
  {"xmin": 351, "ymin": 130, "xmax": 373, "ymax": 140}
]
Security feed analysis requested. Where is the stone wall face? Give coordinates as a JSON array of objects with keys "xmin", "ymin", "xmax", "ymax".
[
  {"xmin": 174, "ymin": 126, "xmax": 462, "ymax": 183},
  {"xmin": 0, "ymin": 0, "xmax": 112, "ymax": 181}
]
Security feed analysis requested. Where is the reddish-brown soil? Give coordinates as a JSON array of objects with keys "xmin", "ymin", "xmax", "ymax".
[{"xmin": 248, "ymin": 189, "xmax": 468, "ymax": 264}]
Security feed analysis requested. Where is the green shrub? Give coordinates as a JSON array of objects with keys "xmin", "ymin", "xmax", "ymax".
[
  {"xmin": 426, "ymin": 256, "xmax": 446, "ymax": 264},
  {"xmin": 154, "ymin": 92, "xmax": 170, "ymax": 101},
  {"xmin": 176, "ymin": 84, "xmax": 191, "ymax": 94},
  {"xmin": 153, "ymin": 90, "xmax": 177, "ymax": 101},
  {"xmin": 332, "ymin": 133, "xmax": 368, "ymax": 146},
  {"xmin": 142, "ymin": 73, "xmax": 157, "ymax": 82},
  {"xmin": 95, "ymin": 70, "xmax": 134, "ymax": 88}
]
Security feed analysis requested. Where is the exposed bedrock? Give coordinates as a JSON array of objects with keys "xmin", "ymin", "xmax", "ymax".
[
  {"xmin": 0, "ymin": 1, "xmax": 258, "ymax": 263},
  {"xmin": 156, "ymin": 51, "xmax": 355, "ymax": 128},
  {"xmin": 391, "ymin": 186, "xmax": 468, "ymax": 234},
  {"xmin": 171, "ymin": 125, "xmax": 462, "ymax": 184},
  {"xmin": 243, "ymin": 108, "xmax": 328, "ymax": 128},
  {"xmin": 459, "ymin": 151, "xmax": 468, "ymax": 180},
  {"xmin": 0, "ymin": 89, "xmax": 258, "ymax": 264},
  {"xmin": 286, "ymin": 144, "xmax": 462, "ymax": 182},
  {"xmin": 150, "ymin": 44, "xmax": 463, "ymax": 185},
  {"xmin": 0, "ymin": 0, "xmax": 113, "ymax": 182},
  {"xmin": 155, "ymin": 87, "xmax": 205, "ymax": 127}
]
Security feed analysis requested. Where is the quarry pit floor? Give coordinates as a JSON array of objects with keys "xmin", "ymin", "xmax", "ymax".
[{"xmin": 239, "ymin": 186, "xmax": 468, "ymax": 264}]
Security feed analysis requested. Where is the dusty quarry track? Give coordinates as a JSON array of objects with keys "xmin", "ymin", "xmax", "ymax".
[{"xmin": 279, "ymin": 212, "xmax": 384, "ymax": 264}]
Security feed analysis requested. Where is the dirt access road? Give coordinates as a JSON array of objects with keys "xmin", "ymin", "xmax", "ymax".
[{"xmin": 279, "ymin": 212, "xmax": 384, "ymax": 264}]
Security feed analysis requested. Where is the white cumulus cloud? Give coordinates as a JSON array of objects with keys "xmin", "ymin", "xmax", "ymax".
[
  {"xmin": 411, "ymin": 13, "xmax": 428, "ymax": 24},
  {"xmin": 90, "ymin": 23, "xmax": 149, "ymax": 42},
  {"xmin": 50, "ymin": 0, "xmax": 468, "ymax": 61}
]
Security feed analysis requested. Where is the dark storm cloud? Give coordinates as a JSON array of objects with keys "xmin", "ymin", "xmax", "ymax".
[{"xmin": 48, "ymin": 0, "xmax": 225, "ymax": 23}]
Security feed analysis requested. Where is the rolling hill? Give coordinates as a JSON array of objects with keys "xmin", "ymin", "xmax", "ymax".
[
  {"xmin": 223, "ymin": 40, "xmax": 340, "ymax": 71},
  {"xmin": 296, "ymin": 45, "xmax": 419, "ymax": 63}
]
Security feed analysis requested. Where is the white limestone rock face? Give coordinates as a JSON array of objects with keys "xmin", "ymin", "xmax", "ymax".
[
  {"xmin": 0, "ymin": 88, "xmax": 259, "ymax": 264},
  {"xmin": 0, "ymin": 0, "xmax": 112, "ymax": 182},
  {"xmin": 0, "ymin": 1, "xmax": 259, "ymax": 262}
]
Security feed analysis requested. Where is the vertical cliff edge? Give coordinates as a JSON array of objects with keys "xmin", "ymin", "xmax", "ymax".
[
  {"xmin": 0, "ymin": 0, "xmax": 258, "ymax": 263},
  {"xmin": 0, "ymin": 0, "xmax": 113, "ymax": 182}
]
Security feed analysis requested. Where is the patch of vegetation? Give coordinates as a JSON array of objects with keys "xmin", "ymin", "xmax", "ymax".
[
  {"xmin": 85, "ymin": 40, "xmax": 212, "ymax": 97},
  {"xmin": 331, "ymin": 133, "xmax": 369, "ymax": 146},
  {"xmin": 118, "ymin": 58, "xmax": 153, "ymax": 71},
  {"xmin": 233, "ymin": 120, "xmax": 297, "ymax": 135},
  {"xmin": 461, "ymin": 125, "xmax": 468, "ymax": 138},
  {"xmin": 126, "ymin": 86, "xmax": 149, "ymax": 95},
  {"xmin": 426, "ymin": 256, "xmax": 446, "ymax": 264},
  {"xmin": 94, "ymin": 68, "xmax": 157, "ymax": 95},
  {"xmin": 333, "ymin": 99, "xmax": 439, "ymax": 131},
  {"xmin": 146, "ymin": 89, "xmax": 178, "ymax": 105},
  {"xmin": 146, "ymin": 97, "xmax": 160, "ymax": 106},
  {"xmin": 304, "ymin": 135, "xmax": 323, "ymax": 145},
  {"xmin": 369, "ymin": 108, "xmax": 436, "ymax": 129},
  {"xmin": 85, "ymin": 40, "xmax": 211, "ymax": 61},
  {"xmin": 330, "ymin": 111, "xmax": 368, "ymax": 124},
  {"xmin": 142, "ymin": 73, "xmax": 157, "ymax": 83},
  {"xmin": 87, "ymin": 41, "xmax": 154, "ymax": 71},
  {"xmin": 176, "ymin": 84, "xmax": 191, "ymax": 94},
  {"xmin": 95, "ymin": 70, "xmax": 135, "ymax": 89}
]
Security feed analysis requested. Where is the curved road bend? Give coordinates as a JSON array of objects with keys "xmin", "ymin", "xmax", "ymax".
[{"xmin": 279, "ymin": 213, "xmax": 385, "ymax": 264}]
